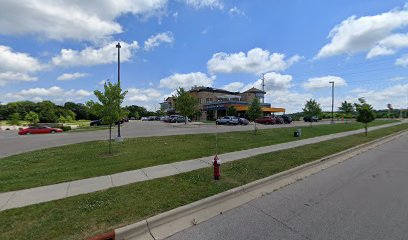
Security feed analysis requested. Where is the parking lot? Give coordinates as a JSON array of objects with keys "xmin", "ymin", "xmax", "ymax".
[{"xmin": 0, "ymin": 120, "xmax": 336, "ymax": 158}]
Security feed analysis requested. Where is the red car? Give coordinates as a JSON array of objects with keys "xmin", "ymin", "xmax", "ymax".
[
  {"xmin": 255, "ymin": 116, "xmax": 277, "ymax": 125},
  {"xmin": 18, "ymin": 126, "xmax": 63, "ymax": 135}
]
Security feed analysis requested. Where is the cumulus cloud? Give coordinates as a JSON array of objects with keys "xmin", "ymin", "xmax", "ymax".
[
  {"xmin": 52, "ymin": 41, "xmax": 139, "ymax": 67},
  {"xmin": 0, "ymin": 0, "xmax": 167, "ymax": 41},
  {"xmin": 126, "ymin": 88, "xmax": 162, "ymax": 102},
  {"xmin": 159, "ymin": 72, "xmax": 215, "ymax": 90},
  {"xmin": 317, "ymin": 6, "xmax": 408, "ymax": 59},
  {"xmin": 242, "ymin": 72, "xmax": 293, "ymax": 92},
  {"xmin": 144, "ymin": 32, "xmax": 174, "ymax": 51},
  {"xmin": 352, "ymin": 83, "xmax": 408, "ymax": 109},
  {"xmin": 208, "ymin": 48, "xmax": 301, "ymax": 74},
  {"xmin": 0, "ymin": 45, "xmax": 42, "ymax": 85},
  {"xmin": 303, "ymin": 76, "xmax": 347, "ymax": 90},
  {"xmin": 182, "ymin": 0, "xmax": 223, "ymax": 9},
  {"xmin": 57, "ymin": 72, "xmax": 89, "ymax": 81},
  {"xmin": 0, "ymin": 72, "xmax": 37, "ymax": 86},
  {"xmin": 265, "ymin": 90, "xmax": 312, "ymax": 113},
  {"xmin": 395, "ymin": 55, "xmax": 408, "ymax": 67},
  {"xmin": 4, "ymin": 86, "xmax": 93, "ymax": 103},
  {"xmin": 221, "ymin": 82, "xmax": 244, "ymax": 92}
]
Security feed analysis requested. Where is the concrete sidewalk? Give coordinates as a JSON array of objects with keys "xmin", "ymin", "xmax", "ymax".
[{"xmin": 0, "ymin": 122, "xmax": 404, "ymax": 212}]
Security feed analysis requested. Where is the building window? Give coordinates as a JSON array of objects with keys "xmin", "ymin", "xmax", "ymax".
[
  {"xmin": 198, "ymin": 98, "xmax": 202, "ymax": 104},
  {"xmin": 206, "ymin": 98, "xmax": 213, "ymax": 103}
]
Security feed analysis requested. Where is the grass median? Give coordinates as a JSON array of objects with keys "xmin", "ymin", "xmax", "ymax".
[
  {"xmin": 0, "ymin": 122, "xmax": 406, "ymax": 240},
  {"xmin": 0, "ymin": 120, "xmax": 398, "ymax": 192}
]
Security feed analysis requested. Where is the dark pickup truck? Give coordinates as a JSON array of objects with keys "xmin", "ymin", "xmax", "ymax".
[{"xmin": 255, "ymin": 116, "xmax": 276, "ymax": 124}]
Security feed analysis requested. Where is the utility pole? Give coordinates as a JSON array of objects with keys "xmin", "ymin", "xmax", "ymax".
[
  {"xmin": 329, "ymin": 81, "xmax": 334, "ymax": 124},
  {"xmin": 116, "ymin": 42, "xmax": 122, "ymax": 141},
  {"xmin": 261, "ymin": 73, "xmax": 265, "ymax": 103}
]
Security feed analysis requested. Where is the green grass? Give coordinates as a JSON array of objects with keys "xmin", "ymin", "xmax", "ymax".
[
  {"xmin": 0, "ymin": 123, "xmax": 406, "ymax": 240},
  {"xmin": 0, "ymin": 120, "xmax": 398, "ymax": 193}
]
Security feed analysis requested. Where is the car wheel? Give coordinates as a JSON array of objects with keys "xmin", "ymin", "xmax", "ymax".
[
  {"xmin": 26, "ymin": 132, "xmax": 31, "ymax": 135},
  {"xmin": 51, "ymin": 130, "xmax": 56, "ymax": 134}
]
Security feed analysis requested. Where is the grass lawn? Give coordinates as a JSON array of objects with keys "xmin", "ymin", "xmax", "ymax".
[
  {"xmin": 0, "ymin": 123, "xmax": 406, "ymax": 240},
  {"xmin": 0, "ymin": 120, "xmax": 399, "ymax": 193}
]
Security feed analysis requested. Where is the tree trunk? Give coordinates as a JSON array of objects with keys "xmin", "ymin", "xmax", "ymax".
[
  {"xmin": 365, "ymin": 124, "xmax": 368, "ymax": 136},
  {"xmin": 185, "ymin": 115, "xmax": 187, "ymax": 125},
  {"xmin": 109, "ymin": 124, "xmax": 112, "ymax": 154}
]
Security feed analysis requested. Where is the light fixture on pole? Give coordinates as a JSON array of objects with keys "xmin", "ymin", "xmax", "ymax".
[
  {"xmin": 329, "ymin": 81, "xmax": 334, "ymax": 124},
  {"xmin": 116, "ymin": 42, "xmax": 122, "ymax": 141}
]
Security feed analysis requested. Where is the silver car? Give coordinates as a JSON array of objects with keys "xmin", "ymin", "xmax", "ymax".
[{"xmin": 216, "ymin": 116, "xmax": 239, "ymax": 125}]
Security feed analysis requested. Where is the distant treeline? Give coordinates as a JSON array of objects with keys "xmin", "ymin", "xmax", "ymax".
[{"xmin": 0, "ymin": 101, "xmax": 159, "ymax": 123}]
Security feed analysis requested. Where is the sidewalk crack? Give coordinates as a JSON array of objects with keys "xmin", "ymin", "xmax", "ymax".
[
  {"xmin": 65, "ymin": 182, "xmax": 71, "ymax": 197},
  {"xmin": 141, "ymin": 169, "xmax": 150, "ymax": 180},
  {"xmin": 146, "ymin": 220, "xmax": 157, "ymax": 240},
  {"xmin": 247, "ymin": 202, "xmax": 312, "ymax": 240}
]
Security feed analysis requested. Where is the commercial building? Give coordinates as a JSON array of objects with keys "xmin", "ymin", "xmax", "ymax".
[{"xmin": 160, "ymin": 86, "xmax": 285, "ymax": 121}]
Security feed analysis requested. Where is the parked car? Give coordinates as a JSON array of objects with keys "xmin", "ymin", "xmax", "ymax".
[
  {"xmin": 303, "ymin": 116, "xmax": 319, "ymax": 122},
  {"xmin": 130, "ymin": 117, "xmax": 136, "ymax": 120},
  {"xmin": 255, "ymin": 116, "xmax": 276, "ymax": 125},
  {"xmin": 281, "ymin": 115, "xmax": 292, "ymax": 124},
  {"xmin": 238, "ymin": 117, "xmax": 249, "ymax": 125},
  {"xmin": 163, "ymin": 115, "xmax": 179, "ymax": 122},
  {"xmin": 18, "ymin": 126, "xmax": 63, "ymax": 135},
  {"xmin": 148, "ymin": 116, "xmax": 160, "ymax": 121},
  {"xmin": 90, "ymin": 119, "xmax": 103, "ymax": 126},
  {"xmin": 216, "ymin": 116, "xmax": 239, "ymax": 125},
  {"xmin": 170, "ymin": 116, "xmax": 191, "ymax": 123},
  {"xmin": 141, "ymin": 117, "xmax": 149, "ymax": 121},
  {"xmin": 275, "ymin": 116, "xmax": 284, "ymax": 124}
]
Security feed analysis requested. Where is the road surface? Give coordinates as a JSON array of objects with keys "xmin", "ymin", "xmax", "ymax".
[
  {"xmin": 0, "ymin": 120, "xmax": 334, "ymax": 158},
  {"xmin": 167, "ymin": 132, "xmax": 408, "ymax": 240}
]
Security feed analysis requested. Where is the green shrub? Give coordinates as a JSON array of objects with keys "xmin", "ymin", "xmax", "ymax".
[{"xmin": 61, "ymin": 126, "xmax": 72, "ymax": 132}]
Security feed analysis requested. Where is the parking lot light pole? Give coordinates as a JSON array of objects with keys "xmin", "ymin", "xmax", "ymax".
[
  {"xmin": 116, "ymin": 42, "xmax": 122, "ymax": 140},
  {"xmin": 329, "ymin": 81, "xmax": 334, "ymax": 124}
]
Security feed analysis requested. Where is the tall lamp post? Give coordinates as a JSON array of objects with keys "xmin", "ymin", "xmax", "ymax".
[
  {"xmin": 116, "ymin": 42, "xmax": 122, "ymax": 140},
  {"xmin": 329, "ymin": 81, "xmax": 334, "ymax": 124}
]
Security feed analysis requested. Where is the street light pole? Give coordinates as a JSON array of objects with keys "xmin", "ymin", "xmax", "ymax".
[
  {"xmin": 116, "ymin": 42, "xmax": 122, "ymax": 139},
  {"xmin": 329, "ymin": 81, "xmax": 334, "ymax": 124}
]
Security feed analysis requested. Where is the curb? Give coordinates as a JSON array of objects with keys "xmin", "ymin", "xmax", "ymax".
[{"xmin": 90, "ymin": 128, "xmax": 407, "ymax": 240}]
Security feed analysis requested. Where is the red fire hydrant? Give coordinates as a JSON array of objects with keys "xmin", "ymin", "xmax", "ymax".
[{"xmin": 213, "ymin": 155, "xmax": 221, "ymax": 180}]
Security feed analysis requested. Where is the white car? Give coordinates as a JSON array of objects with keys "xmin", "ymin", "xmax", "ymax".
[{"xmin": 141, "ymin": 117, "xmax": 149, "ymax": 121}]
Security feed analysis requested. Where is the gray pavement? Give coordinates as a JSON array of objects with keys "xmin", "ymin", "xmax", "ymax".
[
  {"xmin": 167, "ymin": 129, "xmax": 408, "ymax": 240},
  {"xmin": 0, "ymin": 122, "xmax": 403, "ymax": 212},
  {"xmin": 0, "ymin": 120, "xmax": 341, "ymax": 158}
]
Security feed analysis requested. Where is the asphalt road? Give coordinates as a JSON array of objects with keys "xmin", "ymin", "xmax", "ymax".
[
  {"xmin": 167, "ymin": 132, "xmax": 408, "ymax": 240},
  {"xmin": 0, "ymin": 120, "xmax": 333, "ymax": 158}
]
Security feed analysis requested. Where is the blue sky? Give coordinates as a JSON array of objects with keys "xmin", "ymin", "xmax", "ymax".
[{"xmin": 1, "ymin": 0, "xmax": 408, "ymax": 113}]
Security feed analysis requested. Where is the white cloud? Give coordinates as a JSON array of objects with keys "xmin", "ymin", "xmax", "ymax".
[
  {"xmin": 159, "ymin": 72, "xmax": 215, "ymax": 90},
  {"xmin": 242, "ymin": 72, "xmax": 293, "ymax": 92},
  {"xmin": 265, "ymin": 90, "xmax": 312, "ymax": 113},
  {"xmin": 126, "ymin": 88, "xmax": 162, "ymax": 102},
  {"xmin": 317, "ymin": 6, "xmax": 408, "ymax": 59},
  {"xmin": 144, "ymin": 32, "xmax": 174, "ymax": 51},
  {"xmin": 0, "ymin": 0, "xmax": 167, "ymax": 41},
  {"xmin": 182, "ymin": 0, "xmax": 223, "ymax": 9},
  {"xmin": 228, "ymin": 7, "xmax": 245, "ymax": 17},
  {"xmin": 0, "ymin": 72, "xmax": 37, "ymax": 86},
  {"xmin": 303, "ymin": 76, "xmax": 347, "ymax": 90},
  {"xmin": 221, "ymin": 82, "xmax": 244, "ymax": 92},
  {"xmin": 367, "ymin": 33, "xmax": 408, "ymax": 58},
  {"xmin": 0, "ymin": 45, "xmax": 42, "ymax": 85},
  {"xmin": 395, "ymin": 55, "xmax": 408, "ymax": 67},
  {"xmin": 57, "ymin": 72, "xmax": 89, "ymax": 81},
  {"xmin": 208, "ymin": 48, "xmax": 301, "ymax": 74},
  {"xmin": 352, "ymin": 83, "xmax": 408, "ymax": 109},
  {"xmin": 4, "ymin": 86, "xmax": 93, "ymax": 103},
  {"xmin": 52, "ymin": 41, "xmax": 139, "ymax": 67}
]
